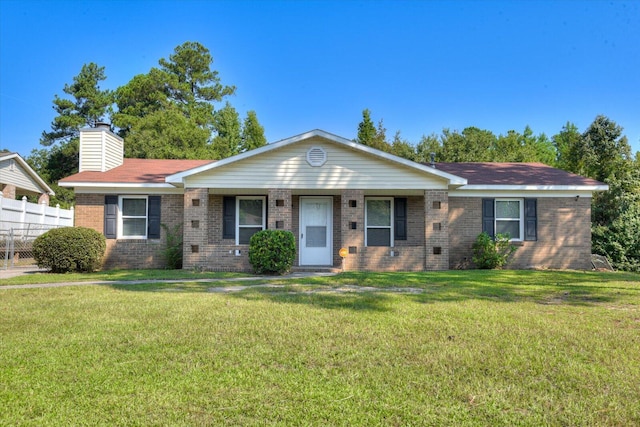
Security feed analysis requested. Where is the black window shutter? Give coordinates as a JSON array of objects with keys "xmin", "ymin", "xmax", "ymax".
[
  {"xmin": 148, "ymin": 196, "xmax": 161, "ymax": 239},
  {"xmin": 482, "ymin": 198, "xmax": 495, "ymax": 237},
  {"xmin": 264, "ymin": 196, "xmax": 268, "ymax": 229},
  {"xmin": 223, "ymin": 196, "xmax": 236, "ymax": 239},
  {"xmin": 524, "ymin": 198, "xmax": 537, "ymax": 241},
  {"xmin": 104, "ymin": 196, "xmax": 118, "ymax": 239},
  {"xmin": 394, "ymin": 198, "xmax": 407, "ymax": 240}
]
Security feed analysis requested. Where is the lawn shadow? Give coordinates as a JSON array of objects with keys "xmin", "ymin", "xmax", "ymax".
[{"xmin": 107, "ymin": 270, "xmax": 640, "ymax": 311}]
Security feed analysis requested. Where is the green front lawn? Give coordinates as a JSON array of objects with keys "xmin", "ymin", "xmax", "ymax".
[
  {"xmin": 0, "ymin": 268, "xmax": 246, "ymax": 286},
  {"xmin": 1, "ymin": 270, "xmax": 639, "ymax": 425}
]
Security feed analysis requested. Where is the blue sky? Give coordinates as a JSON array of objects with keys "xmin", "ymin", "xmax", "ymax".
[{"xmin": 1, "ymin": 0, "xmax": 639, "ymax": 159}]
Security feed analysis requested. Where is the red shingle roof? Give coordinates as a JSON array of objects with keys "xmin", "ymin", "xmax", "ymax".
[
  {"xmin": 59, "ymin": 158, "xmax": 604, "ymax": 188},
  {"xmin": 59, "ymin": 159, "xmax": 214, "ymax": 184},
  {"xmin": 434, "ymin": 162, "xmax": 605, "ymax": 186}
]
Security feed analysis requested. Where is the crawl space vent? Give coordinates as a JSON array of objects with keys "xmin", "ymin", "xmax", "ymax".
[{"xmin": 306, "ymin": 146, "xmax": 327, "ymax": 167}]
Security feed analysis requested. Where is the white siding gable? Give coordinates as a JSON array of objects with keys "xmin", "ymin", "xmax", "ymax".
[
  {"xmin": 0, "ymin": 158, "xmax": 44, "ymax": 194},
  {"xmin": 184, "ymin": 137, "xmax": 449, "ymax": 190}
]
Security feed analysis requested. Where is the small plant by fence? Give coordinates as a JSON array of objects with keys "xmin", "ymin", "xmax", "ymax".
[{"xmin": 0, "ymin": 195, "xmax": 74, "ymax": 269}]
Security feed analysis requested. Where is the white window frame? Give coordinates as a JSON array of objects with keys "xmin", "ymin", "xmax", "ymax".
[
  {"xmin": 118, "ymin": 195, "xmax": 148, "ymax": 239},
  {"xmin": 365, "ymin": 197, "xmax": 394, "ymax": 247},
  {"xmin": 495, "ymin": 198, "xmax": 524, "ymax": 241},
  {"xmin": 236, "ymin": 196, "xmax": 266, "ymax": 245}
]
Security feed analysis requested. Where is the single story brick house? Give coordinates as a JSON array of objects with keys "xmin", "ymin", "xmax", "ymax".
[{"xmin": 59, "ymin": 125, "xmax": 608, "ymax": 271}]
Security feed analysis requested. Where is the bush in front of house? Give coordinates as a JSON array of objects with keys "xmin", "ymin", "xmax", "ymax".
[
  {"xmin": 248, "ymin": 230, "xmax": 296, "ymax": 275},
  {"xmin": 33, "ymin": 227, "xmax": 106, "ymax": 273},
  {"xmin": 159, "ymin": 223, "xmax": 183, "ymax": 269},
  {"xmin": 472, "ymin": 232, "xmax": 517, "ymax": 269}
]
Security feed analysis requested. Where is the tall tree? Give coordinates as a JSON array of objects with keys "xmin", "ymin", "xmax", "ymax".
[
  {"xmin": 30, "ymin": 62, "xmax": 112, "ymax": 207},
  {"xmin": 356, "ymin": 109, "xmax": 376, "ymax": 146},
  {"xmin": 112, "ymin": 41, "xmax": 236, "ymax": 159},
  {"xmin": 390, "ymin": 131, "xmax": 416, "ymax": 160},
  {"xmin": 240, "ymin": 110, "xmax": 267, "ymax": 152},
  {"xmin": 211, "ymin": 102, "xmax": 242, "ymax": 159},
  {"xmin": 440, "ymin": 127, "xmax": 496, "ymax": 162},
  {"xmin": 553, "ymin": 122, "xmax": 582, "ymax": 170},
  {"xmin": 415, "ymin": 134, "xmax": 442, "ymax": 164},
  {"xmin": 40, "ymin": 62, "xmax": 113, "ymax": 147},
  {"xmin": 576, "ymin": 116, "xmax": 640, "ymax": 271}
]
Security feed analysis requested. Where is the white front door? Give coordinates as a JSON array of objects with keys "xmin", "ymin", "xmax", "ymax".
[{"xmin": 299, "ymin": 197, "xmax": 333, "ymax": 266}]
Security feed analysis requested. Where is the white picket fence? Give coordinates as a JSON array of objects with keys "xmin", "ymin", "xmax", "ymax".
[
  {"xmin": 0, "ymin": 195, "xmax": 74, "ymax": 232},
  {"xmin": 1, "ymin": 195, "xmax": 74, "ymax": 269}
]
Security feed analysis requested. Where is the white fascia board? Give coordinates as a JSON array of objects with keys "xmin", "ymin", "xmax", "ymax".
[
  {"xmin": 165, "ymin": 129, "xmax": 467, "ymax": 186},
  {"xmin": 2, "ymin": 152, "xmax": 55, "ymax": 195},
  {"xmin": 449, "ymin": 189, "xmax": 598, "ymax": 198},
  {"xmin": 73, "ymin": 186, "xmax": 184, "ymax": 195},
  {"xmin": 456, "ymin": 184, "xmax": 609, "ymax": 192},
  {"xmin": 59, "ymin": 181, "xmax": 178, "ymax": 189}
]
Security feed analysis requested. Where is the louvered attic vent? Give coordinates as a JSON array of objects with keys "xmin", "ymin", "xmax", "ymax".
[{"xmin": 306, "ymin": 146, "xmax": 327, "ymax": 167}]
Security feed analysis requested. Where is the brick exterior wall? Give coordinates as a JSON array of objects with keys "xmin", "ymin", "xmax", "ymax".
[
  {"xmin": 340, "ymin": 190, "xmax": 364, "ymax": 270},
  {"xmin": 182, "ymin": 188, "xmax": 246, "ymax": 271},
  {"xmin": 268, "ymin": 189, "xmax": 292, "ymax": 231},
  {"xmin": 74, "ymin": 193, "xmax": 184, "ymax": 269},
  {"xmin": 2, "ymin": 184, "xmax": 16, "ymax": 199},
  {"xmin": 424, "ymin": 190, "xmax": 449, "ymax": 270},
  {"xmin": 75, "ymin": 190, "xmax": 594, "ymax": 272},
  {"xmin": 339, "ymin": 192, "xmax": 438, "ymax": 272},
  {"xmin": 448, "ymin": 196, "xmax": 593, "ymax": 270}
]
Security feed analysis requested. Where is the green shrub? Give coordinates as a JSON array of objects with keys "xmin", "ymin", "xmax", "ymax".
[
  {"xmin": 472, "ymin": 232, "xmax": 517, "ymax": 269},
  {"xmin": 33, "ymin": 227, "xmax": 106, "ymax": 273},
  {"xmin": 159, "ymin": 223, "xmax": 183, "ymax": 269},
  {"xmin": 248, "ymin": 230, "xmax": 296, "ymax": 275}
]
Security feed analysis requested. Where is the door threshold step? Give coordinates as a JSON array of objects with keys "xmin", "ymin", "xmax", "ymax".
[{"xmin": 291, "ymin": 266, "xmax": 342, "ymax": 273}]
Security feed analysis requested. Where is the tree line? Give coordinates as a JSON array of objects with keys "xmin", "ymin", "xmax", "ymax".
[
  {"xmin": 356, "ymin": 109, "xmax": 640, "ymax": 271},
  {"xmin": 27, "ymin": 41, "xmax": 266, "ymax": 208}
]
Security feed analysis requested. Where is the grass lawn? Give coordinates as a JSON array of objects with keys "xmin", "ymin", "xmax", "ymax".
[{"xmin": 1, "ymin": 270, "xmax": 639, "ymax": 426}]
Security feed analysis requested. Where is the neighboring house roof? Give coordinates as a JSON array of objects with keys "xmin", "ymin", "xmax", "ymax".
[
  {"xmin": 59, "ymin": 159, "xmax": 213, "ymax": 186},
  {"xmin": 0, "ymin": 151, "xmax": 55, "ymax": 195},
  {"xmin": 436, "ymin": 162, "xmax": 608, "ymax": 190}
]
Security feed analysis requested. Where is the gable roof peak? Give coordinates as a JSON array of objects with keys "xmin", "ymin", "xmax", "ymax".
[{"xmin": 165, "ymin": 129, "xmax": 467, "ymax": 186}]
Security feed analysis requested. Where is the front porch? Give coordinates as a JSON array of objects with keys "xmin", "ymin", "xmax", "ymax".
[{"xmin": 182, "ymin": 188, "xmax": 450, "ymax": 272}]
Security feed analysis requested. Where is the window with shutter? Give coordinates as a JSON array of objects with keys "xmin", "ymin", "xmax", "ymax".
[
  {"xmin": 236, "ymin": 197, "xmax": 266, "ymax": 244},
  {"xmin": 365, "ymin": 197, "xmax": 393, "ymax": 247},
  {"xmin": 482, "ymin": 198, "xmax": 537, "ymax": 241}
]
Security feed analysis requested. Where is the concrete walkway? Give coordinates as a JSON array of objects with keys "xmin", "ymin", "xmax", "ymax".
[
  {"xmin": 0, "ymin": 266, "xmax": 47, "ymax": 279},
  {"xmin": 0, "ymin": 269, "xmax": 426, "ymax": 294},
  {"xmin": 0, "ymin": 269, "xmax": 338, "ymax": 290}
]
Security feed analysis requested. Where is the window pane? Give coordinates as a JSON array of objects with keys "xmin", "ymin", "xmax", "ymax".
[
  {"xmin": 367, "ymin": 228, "xmax": 391, "ymax": 246},
  {"xmin": 306, "ymin": 226, "xmax": 327, "ymax": 247},
  {"xmin": 123, "ymin": 218, "xmax": 146, "ymax": 236},
  {"xmin": 367, "ymin": 200, "xmax": 391, "ymax": 226},
  {"xmin": 123, "ymin": 198, "xmax": 146, "ymax": 216},
  {"xmin": 239, "ymin": 227, "xmax": 262, "ymax": 244},
  {"xmin": 496, "ymin": 220, "xmax": 520, "ymax": 239},
  {"xmin": 496, "ymin": 201, "xmax": 520, "ymax": 219},
  {"xmin": 239, "ymin": 200, "xmax": 263, "ymax": 226}
]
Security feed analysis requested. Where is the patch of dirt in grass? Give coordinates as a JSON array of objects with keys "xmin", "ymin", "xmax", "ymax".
[
  {"xmin": 206, "ymin": 284, "xmax": 425, "ymax": 294},
  {"xmin": 538, "ymin": 292, "xmax": 571, "ymax": 305}
]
